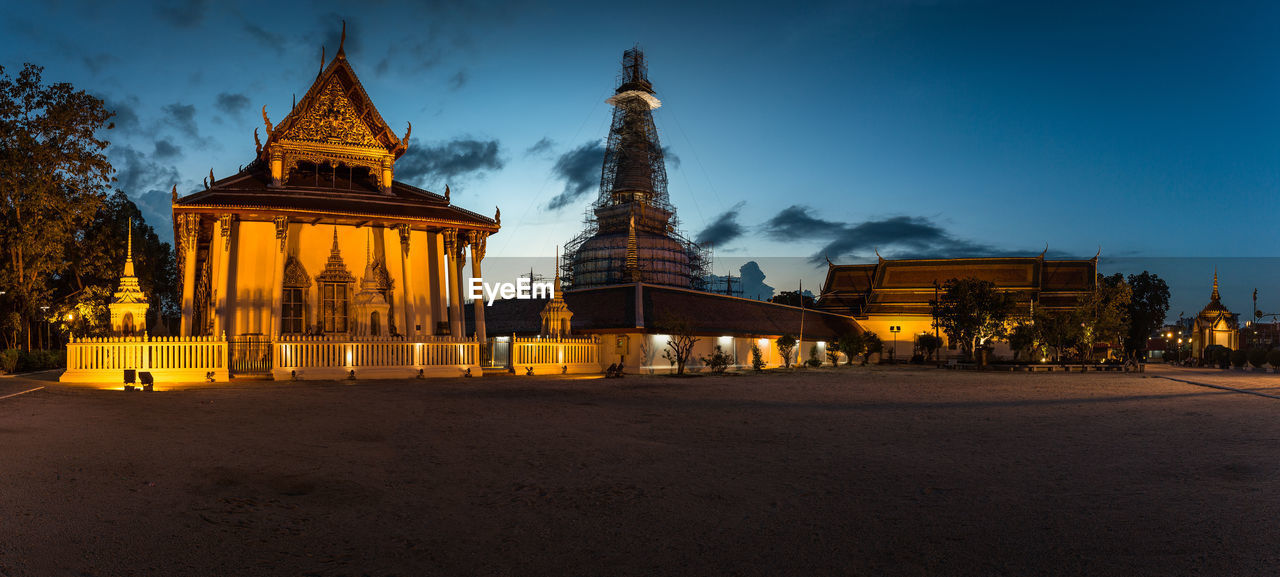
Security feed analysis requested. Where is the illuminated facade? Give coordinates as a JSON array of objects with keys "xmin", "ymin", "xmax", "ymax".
[
  {"xmin": 170, "ymin": 34, "xmax": 497, "ymax": 378},
  {"xmin": 818, "ymin": 255, "xmax": 1098, "ymax": 359},
  {"xmin": 108, "ymin": 219, "xmax": 149, "ymax": 337},
  {"xmin": 1191, "ymin": 271, "xmax": 1238, "ymax": 359}
]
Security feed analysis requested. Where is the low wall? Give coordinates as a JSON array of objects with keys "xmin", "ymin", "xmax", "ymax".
[
  {"xmin": 61, "ymin": 335, "xmax": 229, "ymax": 384},
  {"xmin": 272, "ymin": 336, "xmax": 480, "ymax": 380},
  {"xmin": 511, "ymin": 337, "xmax": 600, "ymax": 375}
]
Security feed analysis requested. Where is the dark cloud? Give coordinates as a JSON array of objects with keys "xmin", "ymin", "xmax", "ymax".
[
  {"xmin": 155, "ymin": 0, "xmax": 208, "ymax": 27},
  {"xmin": 396, "ymin": 137, "xmax": 504, "ymax": 187},
  {"xmin": 243, "ymin": 22, "xmax": 285, "ymax": 53},
  {"xmin": 695, "ymin": 201, "xmax": 747, "ymax": 248},
  {"xmin": 134, "ymin": 190, "xmax": 177, "ymax": 242},
  {"xmin": 547, "ymin": 141, "xmax": 604, "ymax": 210},
  {"xmin": 449, "ymin": 70, "xmax": 468, "ymax": 91},
  {"xmin": 215, "ymin": 92, "xmax": 251, "ymax": 116},
  {"xmin": 160, "ymin": 103, "xmax": 199, "ymax": 137},
  {"xmin": 101, "ymin": 95, "xmax": 141, "ymax": 133},
  {"xmin": 662, "ymin": 146, "xmax": 680, "ymax": 170},
  {"xmin": 764, "ymin": 206, "xmax": 1024, "ymax": 262},
  {"xmin": 81, "ymin": 53, "xmax": 116, "ymax": 74},
  {"xmin": 152, "ymin": 139, "xmax": 182, "ymax": 160},
  {"xmin": 739, "ymin": 261, "xmax": 775, "ymax": 301},
  {"xmin": 525, "ymin": 137, "xmax": 554, "ymax": 158}
]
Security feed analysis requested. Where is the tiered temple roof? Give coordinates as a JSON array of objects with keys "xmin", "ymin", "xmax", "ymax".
[{"xmin": 817, "ymin": 255, "xmax": 1098, "ymax": 318}]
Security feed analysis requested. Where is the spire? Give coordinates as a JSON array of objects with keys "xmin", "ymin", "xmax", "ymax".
[
  {"xmin": 625, "ymin": 213, "xmax": 639, "ymax": 281},
  {"xmin": 599, "ymin": 47, "xmax": 669, "ymax": 208},
  {"xmin": 1212, "ymin": 269, "xmax": 1220, "ymax": 301},
  {"xmin": 122, "ymin": 217, "xmax": 135, "ymax": 278},
  {"xmin": 336, "ymin": 20, "xmax": 347, "ymax": 59}
]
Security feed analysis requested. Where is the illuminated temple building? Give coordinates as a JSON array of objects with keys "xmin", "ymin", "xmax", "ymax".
[
  {"xmin": 169, "ymin": 33, "xmax": 497, "ymax": 378},
  {"xmin": 817, "ymin": 254, "xmax": 1098, "ymax": 358},
  {"xmin": 1191, "ymin": 271, "xmax": 1238, "ymax": 360}
]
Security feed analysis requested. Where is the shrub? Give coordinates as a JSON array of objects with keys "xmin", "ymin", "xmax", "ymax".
[
  {"xmin": 1248, "ymin": 349, "xmax": 1268, "ymax": 369},
  {"xmin": 1217, "ymin": 347, "xmax": 1232, "ymax": 369},
  {"xmin": 0, "ymin": 349, "xmax": 18, "ymax": 374},
  {"xmin": 750, "ymin": 343, "xmax": 765, "ymax": 372},
  {"xmin": 776, "ymin": 334, "xmax": 797, "ymax": 369},
  {"xmin": 1230, "ymin": 349, "xmax": 1248, "ymax": 368},
  {"xmin": 14, "ymin": 349, "xmax": 63, "ymax": 373},
  {"xmin": 805, "ymin": 344, "xmax": 821, "ymax": 367},
  {"xmin": 700, "ymin": 345, "xmax": 735, "ymax": 374},
  {"xmin": 825, "ymin": 343, "xmax": 841, "ymax": 366},
  {"xmin": 1269, "ymin": 349, "xmax": 1280, "ymax": 369}
]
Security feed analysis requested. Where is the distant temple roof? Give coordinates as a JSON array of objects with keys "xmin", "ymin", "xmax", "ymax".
[
  {"xmin": 477, "ymin": 283, "xmax": 860, "ymax": 341},
  {"xmin": 173, "ymin": 26, "xmax": 497, "ymax": 233},
  {"xmin": 817, "ymin": 255, "xmax": 1098, "ymax": 318}
]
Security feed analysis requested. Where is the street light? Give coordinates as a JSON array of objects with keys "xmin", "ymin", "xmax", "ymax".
[{"xmin": 888, "ymin": 325, "xmax": 901, "ymax": 363}]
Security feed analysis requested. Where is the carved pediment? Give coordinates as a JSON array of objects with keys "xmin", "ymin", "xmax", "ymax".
[{"xmin": 278, "ymin": 76, "xmax": 380, "ymax": 148}]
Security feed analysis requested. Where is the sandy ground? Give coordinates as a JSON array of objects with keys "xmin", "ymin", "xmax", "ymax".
[{"xmin": 1, "ymin": 366, "xmax": 1278, "ymax": 577}]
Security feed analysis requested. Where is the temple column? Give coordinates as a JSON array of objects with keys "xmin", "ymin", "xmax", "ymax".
[
  {"xmin": 214, "ymin": 214, "xmax": 235, "ymax": 338},
  {"xmin": 469, "ymin": 231, "xmax": 488, "ymax": 347},
  {"xmin": 428, "ymin": 231, "xmax": 445, "ymax": 334},
  {"xmin": 443, "ymin": 229, "xmax": 463, "ymax": 337},
  {"xmin": 269, "ymin": 217, "xmax": 288, "ymax": 338},
  {"xmin": 396, "ymin": 224, "xmax": 416, "ymax": 338},
  {"xmin": 178, "ymin": 214, "xmax": 199, "ymax": 336}
]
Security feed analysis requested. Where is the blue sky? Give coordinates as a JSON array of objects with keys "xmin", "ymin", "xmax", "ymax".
[{"xmin": 2, "ymin": 0, "xmax": 1278, "ymax": 319}]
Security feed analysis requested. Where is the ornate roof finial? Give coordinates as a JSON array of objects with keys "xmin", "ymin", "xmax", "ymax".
[
  {"xmin": 171, "ymin": 184, "xmax": 178, "ymax": 203},
  {"xmin": 1212, "ymin": 269, "xmax": 1220, "ymax": 301},
  {"xmin": 319, "ymin": 45, "xmax": 325, "ymax": 79},
  {"xmin": 824, "ymin": 254, "xmax": 834, "ymax": 267},
  {"xmin": 262, "ymin": 105, "xmax": 273, "ymax": 135},
  {"xmin": 494, "ymin": 206, "xmax": 500, "ymax": 225},
  {"xmin": 337, "ymin": 20, "xmax": 347, "ymax": 58},
  {"xmin": 254, "ymin": 127, "xmax": 262, "ymax": 156},
  {"xmin": 1039, "ymin": 243, "xmax": 1048, "ymax": 259},
  {"xmin": 444, "ymin": 184, "xmax": 450, "ymax": 203},
  {"xmin": 203, "ymin": 176, "xmax": 209, "ymax": 190},
  {"xmin": 874, "ymin": 247, "xmax": 883, "ymax": 264},
  {"xmin": 209, "ymin": 168, "xmax": 215, "ymax": 186},
  {"xmin": 401, "ymin": 122, "xmax": 411, "ymax": 150},
  {"xmin": 1093, "ymin": 246, "xmax": 1101, "ymax": 262},
  {"xmin": 124, "ymin": 217, "xmax": 135, "ymax": 278}
]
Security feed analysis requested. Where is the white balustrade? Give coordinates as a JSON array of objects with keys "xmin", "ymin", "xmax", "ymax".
[
  {"xmin": 511, "ymin": 336, "xmax": 600, "ymax": 374},
  {"xmin": 61, "ymin": 335, "xmax": 229, "ymax": 383}
]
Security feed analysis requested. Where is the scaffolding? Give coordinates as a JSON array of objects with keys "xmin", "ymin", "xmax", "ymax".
[{"xmin": 562, "ymin": 47, "xmax": 709, "ymax": 291}]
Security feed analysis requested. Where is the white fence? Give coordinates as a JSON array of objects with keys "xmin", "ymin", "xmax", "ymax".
[
  {"xmin": 273, "ymin": 335, "xmax": 480, "ymax": 380},
  {"xmin": 61, "ymin": 335, "xmax": 229, "ymax": 384},
  {"xmin": 511, "ymin": 337, "xmax": 600, "ymax": 375}
]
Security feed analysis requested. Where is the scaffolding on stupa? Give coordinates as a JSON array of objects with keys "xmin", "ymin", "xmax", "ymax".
[{"xmin": 561, "ymin": 47, "xmax": 710, "ymax": 291}]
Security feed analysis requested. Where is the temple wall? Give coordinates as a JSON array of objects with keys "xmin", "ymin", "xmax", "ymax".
[{"xmin": 227, "ymin": 221, "xmax": 277, "ymax": 337}]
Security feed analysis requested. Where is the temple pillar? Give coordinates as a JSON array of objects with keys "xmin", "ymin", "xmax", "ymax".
[
  {"xmin": 214, "ymin": 214, "xmax": 235, "ymax": 338},
  {"xmin": 395, "ymin": 225, "xmax": 416, "ymax": 339},
  {"xmin": 471, "ymin": 231, "xmax": 488, "ymax": 347},
  {"xmin": 178, "ymin": 214, "xmax": 199, "ymax": 336},
  {"xmin": 429, "ymin": 231, "xmax": 445, "ymax": 335},
  {"xmin": 443, "ymin": 229, "xmax": 463, "ymax": 337},
  {"xmin": 469, "ymin": 231, "xmax": 488, "ymax": 346},
  {"xmin": 269, "ymin": 217, "xmax": 288, "ymax": 337}
]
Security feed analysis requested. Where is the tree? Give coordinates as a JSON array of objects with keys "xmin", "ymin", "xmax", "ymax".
[
  {"xmin": 769, "ymin": 291, "xmax": 815, "ymax": 309},
  {"xmin": 838, "ymin": 332, "xmax": 865, "ymax": 366},
  {"xmin": 936, "ymin": 278, "xmax": 1017, "ymax": 360},
  {"xmin": 806, "ymin": 344, "xmax": 821, "ymax": 367},
  {"xmin": 656, "ymin": 316, "xmax": 699, "ymax": 375},
  {"xmin": 57, "ymin": 191, "xmax": 179, "ymax": 337},
  {"xmin": 1073, "ymin": 273, "xmax": 1131, "ymax": 361},
  {"xmin": 700, "ymin": 345, "xmax": 733, "ymax": 374},
  {"xmin": 776, "ymin": 334, "xmax": 797, "ymax": 368},
  {"xmin": 1125, "ymin": 271, "xmax": 1170, "ymax": 358},
  {"xmin": 917, "ymin": 333, "xmax": 943, "ymax": 361},
  {"xmin": 1007, "ymin": 321, "xmax": 1041, "ymax": 362},
  {"xmin": 825, "ymin": 341, "xmax": 842, "ymax": 365},
  {"xmin": 863, "ymin": 333, "xmax": 883, "ymax": 365},
  {"xmin": 0, "ymin": 64, "xmax": 114, "ymax": 349},
  {"xmin": 750, "ymin": 342, "xmax": 765, "ymax": 372}
]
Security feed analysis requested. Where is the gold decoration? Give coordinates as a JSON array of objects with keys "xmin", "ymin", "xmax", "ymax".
[
  {"xmin": 274, "ymin": 216, "xmax": 289, "ymax": 252},
  {"xmin": 468, "ymin": 231, "xmax": 488, "ymax": 262},
  {"xmin": 395, "ymin": 223, "xmax": 411, "ymax": 253},
  {"xmin": 283, "ymin": 256, "xmax": 312, "ymax": 288},
  {"xmin": 219, "ymin": 214, "xmax": 236, "ymax": 252},
  {"xmin": 283, "ymin": 77, "xmax": 379, "ymax": 147},
  {"xmin": 262, "ymin": 105, "xmax": 273, "ymax": 135}
]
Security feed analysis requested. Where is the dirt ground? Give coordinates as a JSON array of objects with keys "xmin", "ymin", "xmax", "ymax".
[{"xmin": 1, "ymin": 366, "xmax": 1278, "ymax": 577}]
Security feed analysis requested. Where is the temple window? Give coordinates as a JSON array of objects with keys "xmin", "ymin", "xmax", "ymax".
[
  {"xmin": 281, "ymin": 256, "xmax": 313, "ymax": 335},
  {"xmin": 322, "ymin": 282, "xmax": 349, "ymax": 333},
  {"xmin": 282, "ymin": 288, "xmax": 305, "ymax": 334}
]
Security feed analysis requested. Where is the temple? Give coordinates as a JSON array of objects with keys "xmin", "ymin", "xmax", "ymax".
[
  {"xmin": 108, "ymin": 219, "xmax": 149, "ymax": 337},
  {"xmin": 1191, "ymin": 271, "xmax": 1238, "ymax": 359},
  {"xmin": 817, "ymin": 254, "xmax": 1098, "ymax": 358},
  {"xmin": 169, "ymin": 30, "xmax": 497, "ymax": 378},
  {"xmin": 561, "ymin": 47, "xmax": 709, "ymax": 290}
]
